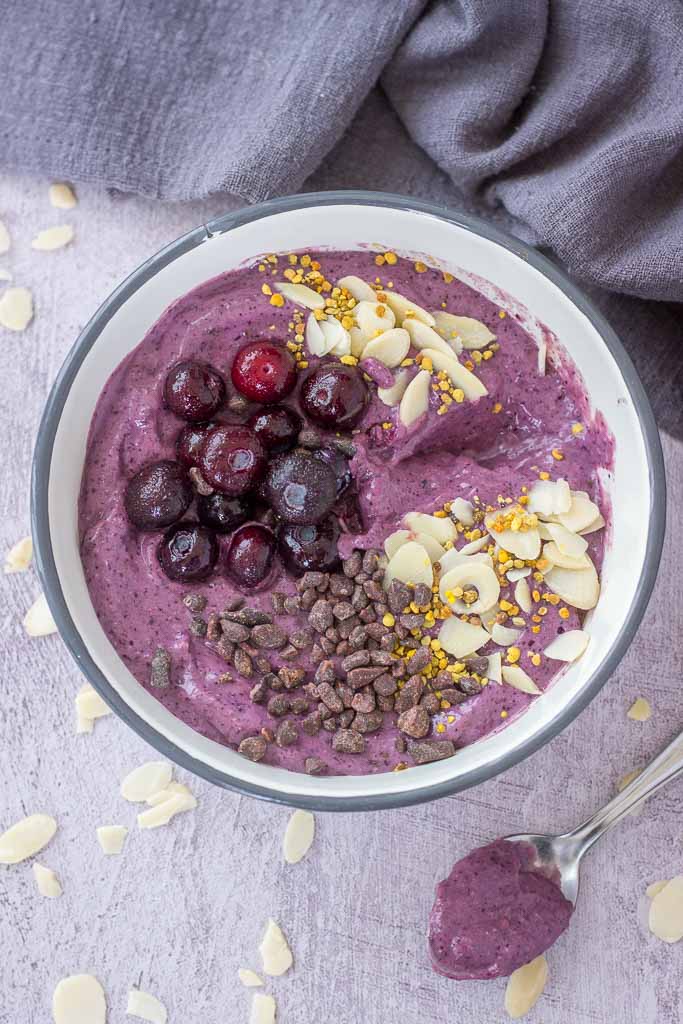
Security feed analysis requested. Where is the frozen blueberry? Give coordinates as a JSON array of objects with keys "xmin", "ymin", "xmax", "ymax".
[
  {"xmin": 300, "ymin": 362, "xmax": 368, "ymax": 430},
  {"xmin": 247, "ymin": 405, "xmax": 302, "ymax": 453},
  {"xmin": 124, "ymin": 460, "xmax": 193, "ymax": 531},
  {"xmin": 176, "ymin": 421, "xmax": 218, "ymax": 467},
  {"xmin": 164, "ymin": 360, "xmax": 226, "ymax": 421},
  {"xmin": 196, "ymin": 491, "xmax": 253, "ymax": 533},
  {"xmin": 278, "ymin": 519, "xmax": 341, "ymax": 575},
  {"xmin": 158, "ymin": 521, "xmax": 219, "ymax": 582},
  {"xmin": 225, "ymin": 523, "xmax": 276, "ymax": 588},
  {"xmin": 198, "ymin": 424, "xmax": 267, "ymax": 495},
  {"xmin": 265, "ymin": 448, "xmax": 337, "ymax": 525}
]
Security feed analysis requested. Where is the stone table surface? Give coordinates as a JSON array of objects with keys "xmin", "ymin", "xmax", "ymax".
[{"xmin": 1, "ymin": 166, "xmax": 682, "ymax": 1024}]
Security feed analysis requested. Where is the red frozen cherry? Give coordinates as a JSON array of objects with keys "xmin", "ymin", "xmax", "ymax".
[
  {"xmin": 164, "ymin": 360, "xmax": 225, "ymax": 421},
  {"xmin": 225, "ymin": 523, "xmax": 276, "ymax": 588},
  {"xmin": 278, "ymin": 519, "xmax": 341, "ymax": 575},
  {"xmin": 198, "ymin": 425, "xmax": 267, "ymax": 495},
  {"xmin": 231, "ymin": 341, "xmax": 297, "ymax": 404},
  {"xmin": 124, "ymin": 460, "xmax": 193, "ymax": 531},
  {"xmin": 247, "ymin": 405, "xmax": 302, "ymax": 453},
  {"xmin": 265, "ymin": 449, "xmax": 338, "ymax": 525},
  {"xmin": 158, "ymin": 521, "xmax": 219, "ymax": 582},
  {"xmin": 176, "ymin": 421, "xmax": 218, "ymax": 467},
  {"xmin": 300, "ymin": 362, "xmax": 368, "ymax": 430}
]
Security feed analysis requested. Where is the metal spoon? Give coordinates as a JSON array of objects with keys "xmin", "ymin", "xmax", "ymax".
[{"xmin": 506, "ymin": 728, "xmax": 683, "ymax": 903}]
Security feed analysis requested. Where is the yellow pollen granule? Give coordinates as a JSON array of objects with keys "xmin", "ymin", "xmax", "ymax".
[
  {"xmin": 531, "ymin": 653, "xmax": 542, "ymax": 667},
  {"xmin": 538, "ymin": 470, "xmax": 550, "ymax": 480},
  {"xmin": 435, "ymin": 722, "xmax": 446, "ymax": 734},
  {"xmin": 261, "ymin": 283, "xmax": 272, "ymax": 295},
  {"xmin": 258, "ymin": 264, "xmax": 266, "ymax": 272},
  {"xmin": 340, "ymin": 355, "xmax": 358, "ymax": 366},
  {"xmin": 559, "ymin": 607, "xmax": 570, "ymax": 620},
  {"xmin": 384, "ymin": 251, "xmax": 398, "ymax": 265},
  {"xmin": 269, "ymin": 293, "xmax": 285, "ymax": 307},
  {"xmin": 453, "ymin": 388, "xmax": 465, "ymax": 403},
  {"xmin": 506, "ymin": 647, "xmax": 521, "ymax": 664},
  {"xmin": 571, "ymin": 423, "xmax": 584, "ymax": 435},
  {"xmin": 531, "ymin": 625, "xmax": 541, "ymax": 634},
  {"xmin": 382, "ymin": 613, "xmax": 395, "ymax": 627},
  {"xmin": 498, "ymin": 310, "xmax": 507, "ymax": 319},
  {"xmin": 492, "ymin": 402, "xmax": 503, "ymax": 414},
  {"xmin": 443, "ymin": 271, "xmax": 454, "ymax": 284},
  {"xmin": 500, "ymin": 710, "xmax": 509, "ymax": 718},
  {"xmin": 414, "ymin": 261, "xmax": 427, "ymax": 273},
  {"xmin": 551, "ymin": 448, "xmax": 564, "ymax": 461},
  {"xmin": 374, "ymin": 254, "xmax": 386, "ymax": 266}
]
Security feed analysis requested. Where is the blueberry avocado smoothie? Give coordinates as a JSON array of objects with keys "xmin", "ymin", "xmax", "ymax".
[{"xmin": 79, "ymin": 248, "xmax": 613, "ymax": 776}]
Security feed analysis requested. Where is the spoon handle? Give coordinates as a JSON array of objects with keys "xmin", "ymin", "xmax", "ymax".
[{"xmin": 567, "ymin": 728, "xmax": 683, "ymax": 856}]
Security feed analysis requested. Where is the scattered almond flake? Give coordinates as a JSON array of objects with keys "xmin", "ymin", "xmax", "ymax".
[
  {"xmin": 0, "ymin": 286, "xmax": 33, "ymax": 331},
  {"xmin": 450, "ymin": 497, "xmax": 474, "ymax": 526},
  {"xmin": 440, "ymin": 562, "xmax": 500, "ymax": 615},
  {"xmin": 543, "ymin": 629, "xmax": 589, "ymax": 662},
  {"xmin": 492, "ymin": 623, "xmax": 523, "ymax": 647},
  {"xmin": 336, "ymin": 275, "xmax": 376, "ymax": 302},
  {"xmin": 0, "ymin": 219, "xmax": 9, "ymax": 254},
  {"xmin": 50, "ymin": 183, "xmax": 78, "ymax": 209},
  {"xmin": 526, "ymin": 477, "xmax": 572, "ymax": 517},
  {"xmin": 31, "ymin": 225, "xmax": 75, "ymax": 251},
  {"xmin": 544, "ymin": 558, "xmax": 600, "ymax": 610},
  {"xmin": 384, "ymin": 529, "xmax": 412, "ymax": 560},
  {"xmin": 96, "ymin": 825, "xmax": 128, "ymax": 855},
  {"xmin": 458, "ymin": 535, "xmax": 490, "ymax": 556},
  {"xmin": 399, "ymin": 368, "xmax": 431, "ymax": 427},
  {"xmin": 250, "ymin": 993, "xmax": 276, "ymax": 1024},
  {"xmin": 514, "ymin": 577, "xmax": 532, "ymax": 614},
  {"xmin": 53, "ymin": 974, "xmax": 106, "ymax": 1024},
  {"xmin": 441, "ymin": 314, "xmax": 495, "ymax": 350},
  {"xmin": 403, "ymin": 317, "xmax": 458, "ymax": 359},
  {"xmin": 4, "ymin": 535, "xmax": 33, "ymax": 573},
  {"xmin": 283, "ymin": 809, "xmax": 315, "ymax": 864},
  {"xmin": 137, "ymin": 789, "xmax": 197, "ymax": 830},
  {"xmin": 438, "ymin": 616, "xmax": 490, "ymax": 658},
  {"xmin": 501, "ymin": 665, "xmax": 541, "ymax": 696},
  {"xmin": 259, "ymin": 918, "xmax": 293, "ymax": 976},
  {"xmin": 120, "ymin": 762, "xmax": 173, "ymax": 802},
  {"xmin": 578, "ymin": 512, "xmax": 606, "ymax": 536},
  {"xmin": 383, "ymin": 289, "xmax": 435, "ymax": 327},
  {"xmin": 32, "ymin": 862, "xmax": 62, "ymax": 898},
  {"xmin": 487, "ymin": 652, "xmax": 502, "ymax": 683},
  {"xmin": 355, "ymin": 298, "xmax": 396, "ymax": 341},
  {"xmin": 648, "ymin": 876, "xmax": 683, "ymax": 943},
  {"xmin": 361, "ymin": 327, "xmax": 410, "ymax": 368},
  {"xmin": 647, "ymin": 880, "xmax": 669, "ymax": 900},
  {"xmin": 505, "ymin": 955, "xmax": 548, "ymax": 1019},
  {"xmin": 126, "ymin": 988, "xmax": 167, "ymax": 1024},
  {"xmin": 537, "ymin": 336, "xmax": 547, "ymax": 376},
  {"xmin": 74, "ymin": 683, "xmax": 111, "ymax": 733},
  {"xmin": 404, "ymin": 511, "xmax": 457, "ymax": 546},
  {"xmin": 238, "ymin": 969, "xmax": 263, "ymax": 988},
  {"xmin": 484, "ymin": 510, "xmax": 541, "ymax": 561},
  {"xmin": 542, "ymin": 540, "xmax": 591, "ymax": 571},
  {"xmin": 506, "ymin": 567, "xmax": 531, "ymax": 583},
  {"xmin": 0, "ymin": 813, "xmax": 57, "ymax": 864},
  {"xmin": 377, "ymin": 367, "xmax": 409, "ymax": 406},
  {"xmin": 274, "ymin": 281, "xmax": 325, "ymax": 310},
  {"xmin": 384, "ymin": 540, "xmax": 433, "ymax": 590},
  {"xmin": 546, "ymin": 521, "xmax": 588, "ymax": 559},
  {"xmin": 556, "ymin": 490, "xmax": 600, "ymax": 533},
  {"xmin": 0, "ymin": 268, "xmax": 11, "ymax": 281},
  {"xmin": 627, "ymin": 697, "xmax": 652, "ymax": 722},
  {"xmin": 145, "ymin": 781, "xmax": 196, "ymax": 806}
]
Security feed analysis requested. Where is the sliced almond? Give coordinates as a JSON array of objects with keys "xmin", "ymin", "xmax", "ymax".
[
  {"xmin": 413, "ymin": 532, "xmax": 446, "ymax": 562},
  {"xmin": 355, "ymin": 298, "xmax": 395, "ymax": 340},
  {"xmin": 349, "ymin": 325, "xmax": 367, "ymax": 358},
  {"xmin": 438, "ymin": 548, "xmax": 492, "ymax": 575},
  {"xmin": 0, "ymin": 813, "xmax": 57, "ymax": 864},
  {"xmin": 238, "ymin": 969, "xmax": 263, "ymax": 988},
  {"xmin": 382, "ymin": 289, "xmax": 435, "ymax": 327},
  {"xmin": 33, "ymin": 862, "xmax": 62, "ymax": 898},
  {"xmin": 337, "ymin": 275, "xmax": 376, "ymax": 302},
  {"xmin": 403, "ymin": 318, "xmax": 458, "ymax": 358},
  {"xmin": 627, "ymin": 697, "xmax": 652, "ymax": 722},
  {"xmin": 487, "ymin": 652, "xmax": 502, "ymax": 683},
  {"xmin": 283, "ymin": 809, "xmax": 315, "ymax": 864},
  {"xmin": 420, "ymin": 347, "xmax": 488, "ymax": 399},
  {"xmin": 137, "ymin": 790, "xmax": 197, "ymax": 829},
  {"xmin": 146, "ymin": 782, "xmax": 195, "ymax": 806},
  {"xmin": 398, "ymin": 369, "xmax": 430, "ymax": 427},
  {"xmin": 492, "ymin": 623, "xmax": 523, "ymax": 647},
  {"xmin": 432, "ymin": 310, "xmax": 465, "ymax": 354},
  {"xmin": 450, "ymin": 497, "xmax": 474, "ymax": 526},
  {"xmin": 579, "ymin": 513, "xmax": 606, "ymax": 536},
  {"xmin": 53, "ymin": 975, "xmax": 106, "ymax": 1024},
  {"xmin": 274, "ymin": 281, "xmax": 324, "ymax": 309},
  {"xmin": 120, "ymin": 762, "xmax": 173, "ymax": 802},
  {"xmin": 527, "ymin": 478, "xmax": 572, "ymax": 518},
  {"xmin": 537, "ymin": 336, "xmax": 547, "ymax": 375},
  {"xmin": 75, "ymin": 684, "xmax": 111, "ymax": 730},
  {"xmin": 542, "ymin": 541, "xmax": 591, "ymax": 571},
  {"xmin": 31, "ymin": 225, "xmax": 74, "ymax": 251},
  {"xmin": 546, "ymin": 522, "xmax": 588, "ymax": 559},
  {"xmin": 23, "ymin": 592, "xmax": 57, "ymax": 636},
  {"xmin": 318, "ymin": 317, "xmax": 351, "ymax": 356},
  {"xmin": 514, "ymin": 577, "xmax": 532, "ymax": 614},
  {"xmin": 384, "ymin": 529, "xmax": 412, "ymax": 560},
  {"xmin": 250, "ymin": 993, "xmax": 276, "ymax": 1024},
  {"xmin": 501, "ymin": 665, "xmax": 541, "ymax": 695},
  {"xmin": 96, "ymin": 825, "xmax": 128, "ymax": 855},
  {"xmin": 378, "ymin": 368, "xmax": 410, "ymax": 406},
  {"xmin": 259, "ymin": 918, "xmax": 293, "ymax": 976},
  {"xmin": 543, "ymin": 630, "xmax": 589, "ymax": 662},
  {"xmin": 4, "ymin": 535, "xmax": 33, "ymax": 573},
  {"xmin": 440, "ymin": 562, "xmax": 500, "ymax": 614},
  {"xmin": 649, "ymin": 876, "xmax": 683, "ymax": 943},
  {"xmin": 384, "ymin": 541, "xmax": 433, "ymax": 589},
  {"xmin": 556, "ymin": 491, "xmax": 600, "ymax": 533},
  {"xmin": 646, "ymin": 880, "xmax": 669, "ymax": 900},
  {"xmin": 76, "ymin": 714, "xmax": 93, "ymax": 736},
  {"xmin": 506, "ymin": 566, "xmax": 531, "ymax": 583},
  {"xmin": 458, "ymin": 534, "xmax": 490, "ymax": 556},
  {"xmin": 50, "ymin": 183, "xmax": 77, "ymax": 209},
  {"xmin": 544, "ymin": 558, "xmax": 600, "ymax": 609},
  {"xmin": 437, "ymin": 314, "xmax": 495, "ymax": 350},
  {"xmin": 0, "ymin": 218, "xmax": 9, "ymax": 254},
  {"xmin": 361, "ymin": 327, "xmax": 410, "ymax": 368},
  {"xmin": 126, "ymin": 988, "xmax": 167, "ymax": 1024},
  {"xmin": 504, "ymin": 955, "xmax": 548, "ymax": 1019},
  {"xmin": 0, "ymin": 286, "xmax": 33, "ymax": 332},
  {"xmin": 305, "ymin": 313, "xmax": 334, "ymax": 356},
  {"xmin": 404, "ymin": 512, "xmax": 457, "ymax": 546},
  {"xmin": 438, "ymin": 617, "xmax": 490, "ymax": 658},
  {"xmin": 484, "ymin": 512, "xmax": 541, "ymax": 561}
]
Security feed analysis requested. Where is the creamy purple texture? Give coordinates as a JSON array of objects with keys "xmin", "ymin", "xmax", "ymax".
[
  {"xmin": 428, "ymin": 838, "xmax": 573, "ymax": 979},
  {"xmin": 78, "ymin": 249, "xmax": 613, "ymax": 775}
]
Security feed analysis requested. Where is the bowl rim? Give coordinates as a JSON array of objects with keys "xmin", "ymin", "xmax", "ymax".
[{"xmin": 31, "ymin": 189, "xmax": 666, "ymax": 811}]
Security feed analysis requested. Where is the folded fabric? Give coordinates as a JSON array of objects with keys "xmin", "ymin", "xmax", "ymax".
[{"xmin": 0, "ymin": 0, "xmax": 681, "ymax": 307}]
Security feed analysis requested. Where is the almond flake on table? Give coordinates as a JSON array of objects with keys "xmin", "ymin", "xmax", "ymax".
[
  {"xmin": 0, "ymin": 813, "xmax": 57, "ymax": 864},
  {"xmin": 0, "ymin": 286, "xmax": 33, "ymax": 331},
  {"xmin": 250, "ymin": 993, "xmax": 276, "ymax": 1024},
  {"xmin": 4, "ymin": 535, "xmax": 32, "ymax": 573},
  {"xmin": 75, "ymin": 683, "xmax": 111, "ymax": 733},
  {"xmin": 49, "ymin": 183, "xmax": 77, "ymax": 209},
  {"xmin": 136, "ymin": 788, "xmax": 197, "ymax": 829},
  {"xmin": 96, "ymin": 825, "xmax": 128, "ymax": 855},
  {"xmin": 259, "ymin": 918, "xmax": 293, "ymax": 976},
  {"xmin": 23, "ymin": 592, "xmax": 57, "ymax": 637},
  {"xmin": 238, "ymin": 968, "xmax": 263, "ymax": 988},
  {"xmin": 646, "ymin": 879, "xmax": 669, "ymax": 900},
  {"xmin": 53, "ymin": 974, "xmax": 106, "ymax": 1024},
  {"xmin": 31, "ymin": 224, "xmax": 75, "ymax": 251},
  {"xmin": 504, "ymin": 955, "xmax": 548, "ymax": 1019},
  {"xmin": 627, "ymin": 697, "xmax": 652, "ymax": 722},
  {"xmin": 0, "ymin": 268, "xmax": 11, "ymax": 281},
  {"xmin": 283, "ymin": 809, "xmax": 315, "ymax": 864},
  {"xmin": 32, "ymin": 862, "xmax": 62, "ymax": 898},
  {"xmin": 145, "ymin": 781, "xmax": 196, "ymax": 806},
  {"xmin": 648, "ymin": 876, "xmax": 683, "ymax": 942},
  {"xmin": 0, "ymin": 218, "xmax": 9, "ymax": 254},
  {"xmin": 120, "ymin": 762, "xmax": 173, "ymax": 802},
  {"xmin": 126, "ymin": 988, "xmax": 167, "ymax": 1024}
]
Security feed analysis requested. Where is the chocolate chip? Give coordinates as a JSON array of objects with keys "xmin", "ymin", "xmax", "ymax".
[
  {"xmin": 420, "ymin": 692, "xmax": 440, "ymax": 714},
  {"xmin": 370, "ymin": 650, "xmax": 394, "ymax": 667},
  {"xmin": 300, "ymin": 588, "xmax": 318, "ymax": 610},
  {"xmin": 439, "ymin": 688, "xmax": 469, "ymax": 706},
  {"xmin": 308, "ymin": 599, "xmax": 333, "ymax": 633},
  {"xmin": 395, "ymin": 624, "xmax": 409, "ymax": 640},
  {"xmin": 351, "ymin": 710, "xmax": 383, "ymax": 734},
  {"xmin": 332, "ymin": 601, "xmax": 355, "ymax": 622},
  {"xmin": 412, "ymin": 583, "xmax": 432, "ymax": 607},
  {"xmin": 348, "ymin": 625, "xmax": 368, "ymax": 650},
  {"xmin": 337, "ymin": 616, "xmax": 359, "ymax": 640},
  {"xmin": 302, "ymin": 711, "xmax": 322, "ymax": 735},
  {"xmin": 380, "ymin": 632, "xmax": 398, "ymax": 651},
  {"xmin": 400, "ymin": 613, "xmax": 424, "ymax": 630},
  {"xmin": 372, "ymin": 673, "xmax": 397, "ymax": 696},
  {"xmin": 284, "ymin": 595, "xmax": 301, "ymax": 614},
  {"xmin": 362, "ymin": 579, "xmax": 384, "ymax": 602},
  {"xmin": 336, "ymin": 682, "xmax": 354, "ymax": 708},
  {"xmin": 332, "ymin": 729, "xmax": 365, "ymax": 754},
  {"xmin": 217, "ymin": 672, "xmax": 233, "ymax": 684},
  {"xmin": 279, "ymin": 644, "xmax": 299, "ymax": 661},
  {"xmin": 311, "ymin": 643, "xmax": 325, "ymax": 662},
  {"xmin": 290, "ymin": 630, "xmax": 312, "ymax": 650},
  {"xmin": 351, "ymin": 688, "xmax": 376, "ymax": 713},
  {"xmin": 322, "ymin": 717, "xmax": 337, "ymax": 732},
  {"xmin": 395, "ymin": 735, "xmax": 407, "ymax": 753},
  {"xmin": 355, "ymin": 571, "xmax": 369, "ymax": 583},
  {"xmin": 387, "ymin": 580, "xmax": 410, "ymax": 614},
  {"xmin": 408, "ymin": 739, "xmax": 456, "ymax": 764},
  {"xmin": 358, "ymin": 606, "xmax": 376, "ymax": 624},
  {"xmin": 251, "ymin": 623, "xmax": 287, "ymax": 649},
  {"xmin": 325, "ymin": 626, "xmax": 340, "ymax": 644},
  {"xmin": 275, "ymin": 720, "xmax": 299, "ymax": 747},
  {"xmin": 346, "ymin": 666, "xmax": 385, "ymax": 690},
  {"xmin": 261, "ymin": 727, "xmax": 275, "ymax": 742},
  {"xmin": 342, "ymin": 650, "xmax": 370, "ymax": 671},
  {"xmin": 336, "ymin": 641, "xmax": 352, "ymax": 656},
  {"xmin": 223, "ymin": 596, "xmax": 246, "ymax": 613},
  {"xmin": 189, "ymin": 616, "xmax": 208, "ymax": 637},
  {"xmin": 250, "ymin": 681, "xmax": 268, "ymax": 704},
  {"xmin": 339, "ymin": 709, "xmax": 355, "ymax": 729},
  {"xmin": 317, "ymin": 682, "xmax": 344, "ymax": 714},
  {"xmin": 271, "ymin": 592, "xmax": 287, "ymax": 615},
  {"xmin": 395, "ymin": 675, "xmax": 424, "ymax": 713},
  {"xmin": 365, "ymin": 622, "xmax": 389, "ymax": 640},
  {"xmin": 320, "ymin": 637, "xmax": 336, "ymax": 655},
  {"xmin": 458, "ymin": 675, "xmax": 483, "ymax": 696},
  {"xmin": 267, "ymin": 694, "xmax": 290, "ymax": 717},
  {"xmin": 329, "ymin": 437, "xmax": 356, "ymax": 457},
  {"xmin": 466, "ymin": 656, "xmax": 489, "ymax": 675},
  {"xmin": 314, "ymin": 660, "xmax": 335, "ymax": 686},
  {"xmin": 342, "ymin": 551, "xmax": 362, "ymax": 577},
  {"xmin": 351, "ymin": 587, "xmax": 370, "ymax": 611},
  {"xmin": 233, "ymin": 648, "xmax": 253, "ymax": 678},
  {"xmin": 408, "ymin": 647, "xmax": 432, "ymax": 673},
  {"xmin": 362, "ymin": 549, "xmax": 381, "ymax": 574},
  {"xmin": 150, "ymin": 647, "xmax": 171, "ymax": 688},
  {"xmin": 220, "ymin": 620, "xmax": 251, "ymax": 643},
  {"xmin": 329, "ymin": 574, "xmax": 354, "ymax": 597},
  {"xmin": 223, "ymin": 607, "xmax": 272, "ymax": 627},
  {"xmin": 278, "ymin": 667, "xmax": 306, "ymax": 689},
  {"xmin": 238, "ymin": 735, "xmax": 267, "ymax": 762},
  {"xmin": 298, "ymin": 571, "xmax": 328, "ymax": 591},
  {"xmin": 377, "ymin": 694, "xmax": 395, "ymax": 712},
  {"xmin": 183, "ymin": 593, "xmax": 207, "ymax": 613},
  {"xmin": 255, "ymin": 654, "xmax": 271, "ymax": 673},
  {"xmin": 318, "ymin": 703, "xmax": 334, "ymax": 720},
  {"xmin": 305, "ymin": 756, "xmax": 327, "ymax": 775},
  {"xmin": 397, "ymin": 706, "xmax": 430, "ymax": 738},
  {"xmin": 207, "ymin": 613, "xmax": 222, "ymax": 642},
  {"xmin": 289, "ymin": 696, "xmax": 309, "ymax": 715},
  {"xmin": 391, "ymin": 663, "xmax": 404, "ymax": 678}
]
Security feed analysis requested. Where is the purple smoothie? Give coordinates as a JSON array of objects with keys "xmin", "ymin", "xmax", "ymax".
[
  {"xmin": 428, "ymin": 838, "xmax": 573, "ymax": 979},
  {"xmin": 78, "ymin": 248, "xmax": 613, "ymax": 775}
]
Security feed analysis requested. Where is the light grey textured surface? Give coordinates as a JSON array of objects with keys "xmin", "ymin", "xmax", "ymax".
[{"xmin": 1, "ymin": 168, "xmax": 681, "ymax": 1024}]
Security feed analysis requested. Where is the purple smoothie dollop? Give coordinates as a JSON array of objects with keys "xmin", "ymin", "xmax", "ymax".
[{"xmin": 428, "ymin": 838, "xmax": 573, "ymax": 979}]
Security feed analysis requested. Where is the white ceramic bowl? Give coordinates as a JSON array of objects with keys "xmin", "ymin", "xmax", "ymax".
[{"xmin": 32, "ymin": 191, "xmax": 665, "ymax": 810}]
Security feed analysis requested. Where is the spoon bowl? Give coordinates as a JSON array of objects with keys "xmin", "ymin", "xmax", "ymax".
[{"xmin": 504, "ymin": 832, "xmax": 582, "ymax": 904}]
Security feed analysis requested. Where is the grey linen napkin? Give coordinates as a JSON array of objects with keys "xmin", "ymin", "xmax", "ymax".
[{"xmin": 0, "ymin": 0, "xmax": 681, "ymax": 422}]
